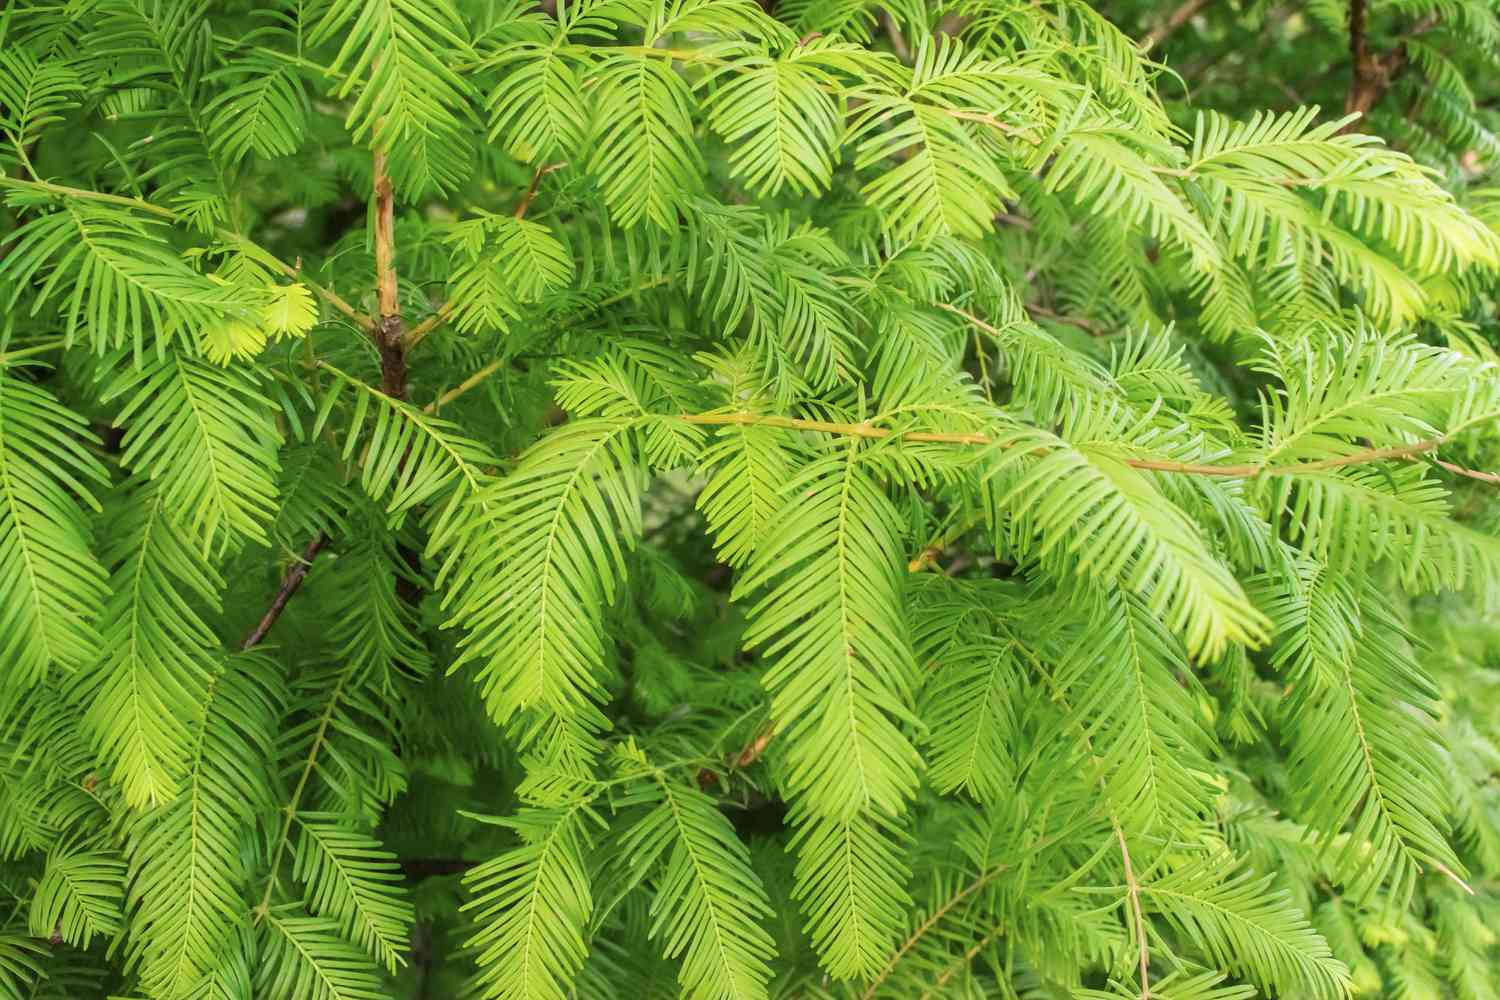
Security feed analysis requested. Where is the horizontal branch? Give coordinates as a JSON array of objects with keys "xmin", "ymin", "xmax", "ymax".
[
  {"xmin": 1437, "ymin": 459, "xmax": 1500, "ymax": 484},
  {"xmin": 677, "ymin": 410, "xmax": 1456, "ymax": 480},
  {"xmin": 0, "ymin": 174, "xmax": 179, "ymax": 218},
  {"xmin": 1025, "ymin": 302, "xmax": 1103, "ymax": 335},
  {"xmin": 1152, "ymin": 164, "xmax": 1333, "ymax": 187},
  {"xmin": 683, "ymin": 410, "xmax": 985, "ymax": 446},
  {"xmin": 943, "ymin": 108, "xmax": 1040, "ymax": 143}
]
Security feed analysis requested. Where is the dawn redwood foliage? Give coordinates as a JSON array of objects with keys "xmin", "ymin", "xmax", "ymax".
[{"xmin": 2, "ymin": 0, "xmax": 1500, "ymax": 998}]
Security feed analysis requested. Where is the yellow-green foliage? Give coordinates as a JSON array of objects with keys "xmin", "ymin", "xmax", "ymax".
[{"xmin": 2, "ymin": 1, "xmax": 1500, "ymax": 999}]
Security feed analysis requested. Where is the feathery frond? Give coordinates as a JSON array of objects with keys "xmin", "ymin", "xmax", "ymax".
[
  {"xmin": 84, "ymin": 484, "xmax": 220, "ymax": 809},
  {"xmin": 439, "ymin": 418, "xmax": 644, "ymax": 744},
  {"xmin": 27, "ymin": 844, "xmax": 126, "ymax": 949},
  {"xmin": 0, "ymin": 204, "xmax": 256, "ymax": 355},
  {"xmin": 463, "ymin": 803, "xmax": 603, "ymax": 1000},
  {"xmin": 124, "ymin": 652, "xmax": 281, "ymax": 999},
  {"xmin": 311, "ymin": 0, "xmax": 474, "ymax": 195},
  {"xmin": 0, "ymin": 373, "xmax": 108, "ymax": 685},
  {"xmin": 292, "ymin": 819, "xmax": 412, "ymax": 973},
  {"xmin": 103, "ymin": 353, "xmax": 282, "ymax": 552},
  {"xmin": 616, "ymin": 754, "xmax": 777, "ymax": 1000},
  {"xmin": 256, "ymin": 908, "xmax": 384, "ymax": 1000},
  {"xmin": 1257, "ymin": 563, "xmax": 1462, "ymax": 901},
  {"xmin": 737, "ymin": 445, "xmax": 921, "ymax": 819}
]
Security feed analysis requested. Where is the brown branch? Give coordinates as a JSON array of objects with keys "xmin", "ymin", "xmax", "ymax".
[
  {"xmin": 373, "ymin": 153, "xmax": 399, "ymax": 322},
  {"xmin": 1025, "ymin": 302, "xmax": 1104, "ymax": 336},
  {"xmin": 376, "ymin": 319, "xmax": 409, "ymax": 398},
  {"xmin": 942, "ymin": 108, "xmax": 1040, "ymax": 144},
  {"xmin": 239, "ymin": 534, "xmax": 327, "ymax": 650},
  {"xmin": 1342, "ymin": 4, "xmax": 1440, "ymax": 123},
  {"xmin": 514, "ymin": 161, "xmax": 568, "ymax": 220},
  {"xmin": 731, "ymin": 726, "xmax": 775, "ymax": 769},
  {"xmin": 1140, "ymin": 0, "xmax": 1212, "ymax": 52},
  {"xmin": 1346, "ymin": 0, "xmax": 1372, "ymax": 111},
  {"xmin": 367, "ymin": 151, "xmax": 429, "ymax": 611},
  {"xmin": 1437, "ymin": 459, "xmax": 1500, "ymax": 484},
  {"xmin": 880, "ymin": 8, "xmax": 912, "ymax": 62},
  {"xmin": 371, "ymin": 151, "xmax": 409, "ymax": 400},
  {"xmin": 1283, "ymin": 438, "xmax": 1440, "ymax": 471}
]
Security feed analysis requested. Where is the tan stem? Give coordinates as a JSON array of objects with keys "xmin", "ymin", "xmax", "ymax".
[
  {"xmin": 678, "ymin": 409, "xmax": 1459, "ymax": 480},
  {"xmin": 916, "ymin": 927, "xmax": 1003, "ymax": 1000},
  {"xmin": 373, "ymin": 153, "xmax": 399, "ymax": 321},
  {"xmin": 514, "ymin": 161, "xmax": 568, "ymax": 219},
  {"xmin": 1436, "ymin": 459, "xmax": 1500, "ymax": 484},
  {"xmin": 370, "ymin": 151, "xmax": 408, "ymax": 399},
  {"xmin": 1117, "ymin": 823, "xmax": 1152, "ymax": 998},
  {"xmin": 426, "ymin": 357, "xmax": 504, "ymax": 413},
  {"xmin": 1025, "ymin": 302, "xmax": 1103, "ymax": 336}
]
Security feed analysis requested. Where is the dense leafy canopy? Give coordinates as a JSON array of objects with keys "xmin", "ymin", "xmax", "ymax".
[{"xmin": 2, "ymin": 0, "xmax": 1500, "ymax": 998}]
